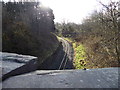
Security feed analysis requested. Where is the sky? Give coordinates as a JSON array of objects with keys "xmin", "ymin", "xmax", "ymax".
[
  {"xmin": 39, "ymin": 0, "xmax": 99, "ymax": 24},
  {"xmin": 39, "ymin": 0, "xmax": 119, "ymax": 24},
  {"xmin": 4, "ymin": 0, "xmax": 119, "ymax": 24}
]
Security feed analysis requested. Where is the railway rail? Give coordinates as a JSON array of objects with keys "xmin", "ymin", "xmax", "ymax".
[{"xmin": 58, "ymin": 38, "xmax": 72, "ymax": 70}]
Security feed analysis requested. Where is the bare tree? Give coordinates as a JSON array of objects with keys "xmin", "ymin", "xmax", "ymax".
[{"xmin": 98, "ymin": 0, "xmax": 120, "ymax": 63}]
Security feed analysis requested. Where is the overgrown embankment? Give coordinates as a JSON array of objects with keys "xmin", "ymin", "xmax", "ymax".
[{"xmin": 65, "ymin": 33, "xmax": 119, "ymax": 69}]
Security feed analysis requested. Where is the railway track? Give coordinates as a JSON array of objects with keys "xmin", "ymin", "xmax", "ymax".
[
  {"xmin": 38, "ymin": 37, "xmax": 74, "ymax": 70},
  {"xmin": 58, "ymin": 38, "xmax": 72, "ymax": 70}
]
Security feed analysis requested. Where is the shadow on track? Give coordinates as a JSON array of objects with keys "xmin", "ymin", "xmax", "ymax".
[
  {"xmin": 38, "ymin": 42, "xmax": 74, "ymax": 70},
  {"xmin": 2, "ymin": 42, "xmax": 74, "ymax": 81}
]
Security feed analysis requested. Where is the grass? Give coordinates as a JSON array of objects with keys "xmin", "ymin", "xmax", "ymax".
[{"xmin": 73, "ymin": 43, "xmax": 87, "ymax": 69}]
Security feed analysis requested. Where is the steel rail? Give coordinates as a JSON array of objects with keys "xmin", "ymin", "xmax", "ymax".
[
  {"xmin": 62, "ymin": 40, "xmax": 69, "ymax": 70},
  {"xmin": 58, "ymin": 38, "xmax": 69, "ymax": 70}
]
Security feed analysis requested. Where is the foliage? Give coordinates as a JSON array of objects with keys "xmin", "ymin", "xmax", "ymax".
[
  {"xmin": 2, "ymin": 2, "xmax": 59, "ymax": 64},
  {"xmin": 73, "ymin": 43, "xmax": 87, "ymax": 69}
]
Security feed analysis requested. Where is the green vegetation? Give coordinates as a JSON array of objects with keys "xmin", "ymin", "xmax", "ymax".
[{"xmin": 73, "ymin": 43, "xmax": 87, "ymax": 69}]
